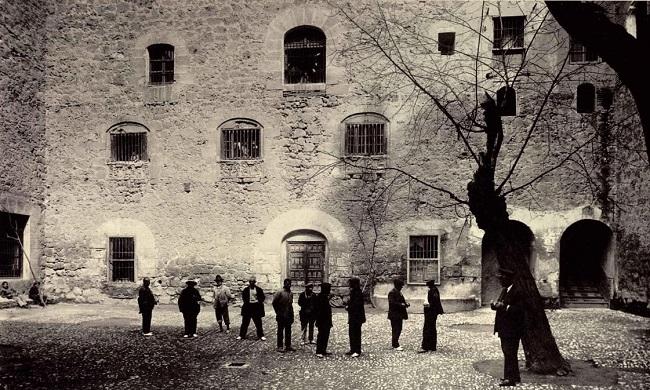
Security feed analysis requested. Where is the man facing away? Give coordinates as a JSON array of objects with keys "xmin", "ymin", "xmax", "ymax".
[
  {"xmin": 315, "ymin": 282, "xmax": 333, "ymax": 358},
  {"xmin": 387, "ymin": 278, "xmax": 409, "ymax": 351},
  {"xmin": 491, "ymin": 268, "xmax": 525, "ymax": 387},
  {"xmin": 345, "ymin": 277, "xmax": 366, "ymax": 358},
  {"xmin": 137, "ymin": 277, "xmax": 157, "ymax": 336},
  {"xmin": 298, "ymin": 283, "xmax": 317, "ymax": 345},
  {"xmin": 237, "ymin": 276, "xmax": 266, "ymax": 341},
  {"xmin": 272, "ymin": 278, "xmax": 295, "ymax": 352},
  {"xmin": 178, "ymin": 280, "xmax": 202, "ymax": 338},
  {"xmin": 212, "ymin": 275, "xmax": 233, "ymax": 333}
]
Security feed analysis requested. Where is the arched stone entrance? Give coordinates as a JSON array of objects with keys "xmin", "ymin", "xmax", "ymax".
[
  {"xmin": 481, "ymin": 220, "xmax": 535, "ymax": 305},
  {"xmin": 282, "ymin": 230, "xmax": 327, "ymax": 287},
  {"xmin": 559, "ymin": 220, "xmax": 613, "ymax": 307}
]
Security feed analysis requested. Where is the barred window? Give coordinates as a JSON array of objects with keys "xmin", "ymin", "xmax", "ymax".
[
  {"xmin": 343, "ymin": 113, "xmax": 388, "ymax": 156},
  {"xmin": 438, "ymin": 32, "xmax": 456, "ymax": 55},
  {"xmin": 576, "ymin": 83, "xmax": 596, "ymax": 113},
  {"xmin": 108, "ymin": 123, "xmax": 149, "ymax": 162},
  {"xmin": 284, "ymin": 26, "xmax": 326, "ymax": 84},
  {"xmin": 109, "ymin": 237, "xmax": 135, "ymax": 282},
  {"xmin": 220, "ymin": 119, "xmax": 262, "ymax": 160},
  {"xmin": 569, "ymin": 39, "xmax": 598, "ymax": 63},
  {"xmin": 148, "ymin": 44, "xmax": 175, "ymax": 84},
  {"xmin": 493, "ymin": 16, "xmax": 525, "ymax": 52},
  {"xmin": 0, "ymin": 212, "xmax": 28, "ymax": 278},
  {"xmin": 407, "ymin": 235, "xmax": 440, "ymax": 285},
  {"xmin": 497, "ymin": 86, "xmax": 517, "ymax": 116}
]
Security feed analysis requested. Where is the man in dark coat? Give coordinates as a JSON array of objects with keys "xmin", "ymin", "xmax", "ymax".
[
  {"xmin": 315, "ymin": 282, "xmax": 333, "ymax": 357},
  {"xmin": 387, "ymin": 278, "xmax": 409, "ymax": 350},
  {"xmin": 238, "ymin": 276, "xmax": 266, "ymax": 341},
  {"xmin": 298, "ymin": 283, "xmax": 317, "ymax": 344},
  {"xmin": 345, "ymin": 277, "xmax": 366, "ymax": 357},
  {"xmin": 178, "ymin": 280, "xmax": 202, "ymax": 338},
  {"xmin": 272, "ymin": 278, "xmax": 295, "ymax": 352},
  {"xmin": 491, "ymin": 268, "xmax": 524, "ymax": 387},
  {"xmin": 420, "ymin": 279, "xmax": 444, "ymax": 352},
  {"xmin": 137, "ymin": 277, "xmax": 157, "ymax": 336}
]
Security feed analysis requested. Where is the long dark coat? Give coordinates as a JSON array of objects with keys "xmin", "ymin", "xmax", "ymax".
[
  {"xmin": 314, "ymin": 292, "xmax": 333, "ymax": 328},
  {"xmin": 493, "ymin": 286, "xmax": 524, "ymax": 338},
  {"xmin": 178, "ymin": 286, "xmax": 202, "ymax": 315},
  {"xmin": 241, "ymin": 286, "xmax": 266, "ymax": 318},
  {"xmin": 138, "ymin": 286, "xmax": 157, "ymax": 312},
  {"xmin": 387, "ymin": 287, "xmax": 408, "ymax": 320},
  {"xmin": 425, "ymin": 286, "xmax": 444, "ymax": 316},
  {"xmin": 346, "ymin": 288, "xmax": 366, "ymax": 324}
]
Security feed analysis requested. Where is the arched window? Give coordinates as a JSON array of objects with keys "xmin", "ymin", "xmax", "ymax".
[
  {"xmin": 107, "ymin": 122, "xmax": 149, "ymax": 162},
  {"xmin": 220, "ymin": 119, "xmax": 262, "ymax": 160},
  {"xmin": 343, "ymin": 113, "xmax": 388, "ymax": 156},
  {"xmin": 496, "ymin": 86, "xmax": 516, "ymax": 117},
  {"xmin": 284, "ymin": 26, "xmax": 326, "ymax": 84},
  {"xmin": 576, "ymin": 83, "xmax": 596, "ymax": 113},
  {"xmin": 147, "ymin": 44, "xmax": 175, "ymax": 84}
]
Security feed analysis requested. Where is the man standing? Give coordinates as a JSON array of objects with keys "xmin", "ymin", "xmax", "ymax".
[
  {"xmin": 237, "ymin": 276, "xmax": 266, "ymax": 341},
  {"xmin": 345, "ymin": 277, "xmax": 366, "ymax": 357},
  {"xmin": 138, "ymin": 277, "xmax": 157, "ymax": 336},
  {"xmin": 491, "ymin": 268, "xmax": 524, "ymax": 387},
  {"xmin": 272, "ymin": 278, "xmax": 295, "ymax": 352},
  {"xmin": 315, "ymin": 282, "xmax": 333, "ymax": 358},
  {"xmin": 213, "ymin": 275, "xmax": 233, "ymax": 333},
  {"xmin": 298, "ymin": 283, "xmax": 317, "ymax": 345},
  {"xmin": 178, "ymin": 280, "xmax": 202, "ymax": 338},
  {"xmin": 387, "ymin": 278, "xmax": 409, "ymax": 351}
]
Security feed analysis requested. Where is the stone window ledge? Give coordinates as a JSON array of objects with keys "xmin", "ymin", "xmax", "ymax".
[{"xmin": 106, "ymin": 161, "xmax": 150, "ymax": 167}]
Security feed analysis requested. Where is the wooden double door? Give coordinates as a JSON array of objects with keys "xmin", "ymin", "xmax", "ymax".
[{"xmin": 287, "ymin": 241, "xmax": 325, "ymax": 285}]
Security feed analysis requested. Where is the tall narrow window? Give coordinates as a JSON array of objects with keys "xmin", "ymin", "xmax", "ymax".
[
  {"xmin": 576, "ymin": 83, "xmax": 596, "ymax": 113},
  {"xmin": 438, "ymin": 32, "xmax": 456, "ymax": 55},
  {"xmin": 148, "ymin": 44, "xmax": 175, "ymax": 84},
  {"xmin": 497, "ymin": 87, "xmax": 517, "ymax": 116},
  {"xmin": 284, "ymin": 26, "xmax": 326, "ymax": 84},
  {"xmin": 0, "ymin": 212, "xmax": 27, "ymax": 278},
  {"xmin": 108, "ymin": 123, "xmax": 149, "ymax": 162},
  {"xmin": 343, "ymin": 113, "xmax": 388, "ymax": 156},
  {"xmin": 407, "ymin": 235, "xmax": 440, "ymax": 284},
  {"xmin": 569, "ymin": 39, "xmax": 598, "ymax": 63},
  {"xmin": 493, "ymin": 16, "xmax": 525, "ymax": 52},
  {"xmin": 109, "ymin": 237, "xmax": 135, "ymax": 282},
  {"xmin": 220, "ymin": 119, "xmax": 262, "ymax": 160}
]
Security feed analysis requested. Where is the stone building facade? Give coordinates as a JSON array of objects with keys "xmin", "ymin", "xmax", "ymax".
[{"xmin": 1, "ymin": 0, "xmax": 648, "ymax": 311}]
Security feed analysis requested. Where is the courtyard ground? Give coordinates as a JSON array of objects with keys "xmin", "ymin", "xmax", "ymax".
[{"xmin": 0, "ymin": 302, "xmax": 648, "ymax": 390}]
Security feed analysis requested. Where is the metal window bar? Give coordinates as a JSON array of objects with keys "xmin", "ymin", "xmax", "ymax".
[
  {"xmin": 284, "ymin": 47, "xmax": 326, "ymax": 84},
  {"xmin": 109, "ymin": 237, "xmax": 135, "ymax": 282},
  {"xmin": 149, "ymin": 45, "xmax": 175, "ymax": 84},
  {"xmin": 345, "ymin": 123, "xmax": 386, "ymax": 155},
  {"xmin": 221, "ymin": 127, "xmax": 260, "ymax": 160},
  {"xmin": 408, "ymin": 235, "xmax": 439, "ymax": 284},
  {"xmin": 111, "ymin": 133, "xmax": 147, "ymax": 162},
  {"xmin": 569, "ymin": 40, "xmax": 598, "ymax": 63},
  {"xmin": 438, "ymin": 32, "xmax": 456, "ymax": 55},
  {"xmin": 493, "ymin": 16, "xmax": 524, "ymax": 50}
]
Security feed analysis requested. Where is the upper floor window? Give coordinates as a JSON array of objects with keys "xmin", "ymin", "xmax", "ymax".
[
  {"xmin": 497, "ymin": 86, "xmax": 517, "ymax": 116},
  {"xmin": 569, "ymin": 39, "xmax": 597, "ymax": 63},
  {"xmin": 109, "ymin": 237, "xmax": 135, "ymax": 282},
  {"xmin": 108, "ymin": 122, "xmax": 149, "ymax": 162},
  {"xmin": 576, "ymin": 83, "xmax": 596, "ymax": 113},
  {"xmin": 220, "ymin": 119, "xmax": 262, "ymax": 160},
  {"xmin": 438, "ymin": 32, "xmax": 456, "ymax": 55},
  {"xmin": 343, "ymin": 113, "xmax": 388, "ymax": 156},
  {"xmin": 0, "ymin": 212, "xmax": 27, "ymax": 278},
  {"xmin": 284, "ymin": 26, "xmax": 326, "ymax": 84},
  {"xmin": 407, "ymin": 235, "xmax": 440, "ymax": 285},
  {"xmin": 148, "ymin": 44, "xmax": 175, "ymax": 84},
  {"xmin": 493, "ymin": 16, "xmax": 525, "ymax": 53}
]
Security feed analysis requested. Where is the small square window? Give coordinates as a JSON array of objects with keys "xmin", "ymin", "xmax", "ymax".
[
  {"xmin": 438, "ymin": 32, "xmax": 456, "ymax": 55},
  {"xmin": 569, "ymin": 39, "xmax": 598, "ymax": 63},
  {"xmin": 493, "ymin": 16, "xmax": 525, "ymax": 53}
]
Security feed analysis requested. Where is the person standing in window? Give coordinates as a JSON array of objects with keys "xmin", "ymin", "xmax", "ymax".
[
  {"xmin": 237, "ymin": 276, "xmax": 266, "ymax": 341},
  {"xmin": 178, "ymin": 280, "xmax": 202, "ymax": 338},
  {"xmin": 137, "ymin": 277, "xmax": 157, "ymax": 336},
  {"xmin": 212, "ymin": 275, "xmax": 233, "ymax": 333},
  {"xmin": 315, "ymin": 282, "xmax": 333, "ymax": 358},
  {"xmin": 419, "ymin": 279, "xmax": 444, "ymax": 353},
  {"xmin": 298, "ymin": 283, "xmax": 317, "ymax": 345},
  {"xmin": 272, "ymin": 278, "xmax": 295, "ymax": 352},
  {"xmin": 388, "ymin": 278, "xmax": 410, "ymax": 351},
  {"xmin": 345, "ymin": 277, "xmax": 366, "ymax": 357}
]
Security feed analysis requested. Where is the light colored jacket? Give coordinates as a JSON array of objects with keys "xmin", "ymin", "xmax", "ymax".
[{"xmin": 212, "ymin": 285, "xmax": 233, "ymax": 308}]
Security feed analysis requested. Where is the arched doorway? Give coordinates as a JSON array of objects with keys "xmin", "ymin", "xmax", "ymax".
[
  {"xmin": 559, "ymin": 220, "xmax": 613, "ymax": 307},
  {"xmin": 481, "ymin": 221, "xmax": 535, "ymax": 305},
  {"xmin": 282, "ymin": 230, "xmax": 327, "ymax": 288}
]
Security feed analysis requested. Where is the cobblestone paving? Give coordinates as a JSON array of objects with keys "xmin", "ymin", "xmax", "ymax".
[{"xmin": 0, "ymin": 303, "xmax": 648, "ymax": 389}]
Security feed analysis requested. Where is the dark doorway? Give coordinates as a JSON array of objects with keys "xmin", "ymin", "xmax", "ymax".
[{"xmin": 481, "ymin": 220, "xmax": 534, "ymax": 305}]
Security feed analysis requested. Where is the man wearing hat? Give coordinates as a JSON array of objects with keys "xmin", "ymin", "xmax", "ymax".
[
  {"xmin": 314, "ymin": 282, "xmax": 333, "ymax": 358},
  {"xmin": 178, "ymin": 280, "xmax": 203, "ymax": 338},
  {"xmin": 213, "ymin": 275, "xmax": 233, "ymax": 333},
  {"xmin": 491, "ymin": 268, "xmax": 524, "ymax": 387},
  {"xmin": 137, "ymin": 277, "xmax": 157, "ymax": 336},
  {"xmin": 298, "ymin": 283, "xmax": 317, "ymax": 345},
  {"xmin": 237, "ymin": 276, "xmax": 266, "ymax": 341}
]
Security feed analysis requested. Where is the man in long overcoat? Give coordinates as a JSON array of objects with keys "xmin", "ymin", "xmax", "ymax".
[
  {"xmin": 315, "ymin": 282, "xmax": 333, "ymax": 357},
  {"xmin": 178, "ymin": 280, "xmax": 202, "ymax": 338},
  {"xmin": 272, "ymin": 278, "xmax": 295, "ymax": 352},
  {"xmin": 238, "ymin": 276, "xmax": 266, "ymax": 340},
  {"xmin": 345, "ymin": 277, "xmax": 366, "ymax": 357},
  {"xmin": 387, "ymin": 278, "xmax": 409, "ymax": 350},
  {"xmin": 137, "ymin": 277, "xmax": 157, "ymax": 336}
]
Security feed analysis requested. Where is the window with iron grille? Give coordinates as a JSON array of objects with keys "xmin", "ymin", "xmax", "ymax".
[
  {"xmin": 110, "ymin": 132, "xmax": 148, "ymax": 162},
  {"xmin": 220, "ymin": 119, "xmax": 262, "ymax": 160},
  {"xmin": 407, "ymin": 235, "xmax": 440, "ymax": 285},
  {"xmin": 493, "ymin": 16, "xmax": 525, "ymax": 52},
  {"xmin": 438, "ymin": 32, "xmax": 456, "ymax": 55},
  {"xmin": 344, "ymin": 113, "xmax": 388, "ymax": 156},
  {"xmin": 576, "ymin": 83, "xmax": 596, "ymax": 113},
  {"xmin": 109, "ymin": 237, "xmax": 135, "ymax": 282},
  {"xmin": 569, "ymin": 39, "xmax": 598, "ymax": 63},
  {"xmin": 0, "ymin": 212, "xmax": 27, "ymax": 278},
  {"xmin": 148, "ymin": 44, "xmax": 175, "ymax": 84},
  {"xmin": 496, "ymin": 86, "xmax": 517, "ymax": 116},
  {"xmin": 284, "ymin": 26, "xmax": 326, "ymax": 84}
]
